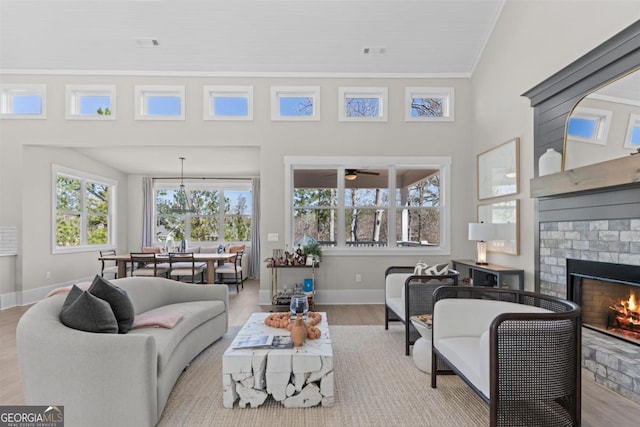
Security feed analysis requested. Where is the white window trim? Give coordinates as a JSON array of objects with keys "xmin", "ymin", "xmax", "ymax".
[
  {"xmin": 405, "ymin": 87, "xmax": 454, "ymax": 122},
  {"xmin": 65, "ymin": 84, "xmax": 116, "ymax": 120},
  {"xmin": 153, "ymin": 180, "xmax": 253, "ymax": 244},
  {"xmin": 567, "ymin": 107, "xmax": 612, "ymax": 145},
  {"xmin": 284, "ymin": 156, "xmax": 451, "ymax": 256},
  {"xmin": 338, "ymin": 87, "xmax": 388, "ymax": 122},
  {"xmin": 0, "ymin": 84, "xmax": 47, "ymax": 119},
  {"xmin": 203, "ymin": 85, "xmax": 253, "ymax": 121},
  {"xmin": 52, "ymin": 164, "xmax": 117, "ymax": 254},
  {"xmin": 271, "ymin": 86, "xmax": 320, "ymax": 121},
  {"xmin": 624, "ymin": 113, "xmax": 640, "ymax": 149},
  {"xmin": 134, "ymin": 85, "xmax": 185, "ymax": 120}
]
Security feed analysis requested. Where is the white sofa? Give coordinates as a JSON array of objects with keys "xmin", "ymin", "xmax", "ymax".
[
  {"xmin": 17, "ymin": 277, "xmax": 229, "ymax": 427},
  {"xmin": 431, "ymin": 286, "xmax": 581, "ymax": 427}
]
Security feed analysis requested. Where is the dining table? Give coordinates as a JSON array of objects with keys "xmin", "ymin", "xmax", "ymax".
[{"xmin": 99, "ymin": 252, "xmax": 236, "ymax": 284}]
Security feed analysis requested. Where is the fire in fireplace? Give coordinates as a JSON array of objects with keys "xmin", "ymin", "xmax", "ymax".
[
  {"xmin": 567, "ymin": 259, "xmax": 640, "ymax": 346},
  {"xmin": 609, "ymin": 291, "xmax": 640, "ymax": 339}
]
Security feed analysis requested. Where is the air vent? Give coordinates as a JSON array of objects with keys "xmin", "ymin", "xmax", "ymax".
[
  {"xmin": 363, "ymin": 47, "xmax": 386, "ymax": 55},
  {"xmin": 135, "ymin": 38, "xmax": 160, "ymax": 48}
]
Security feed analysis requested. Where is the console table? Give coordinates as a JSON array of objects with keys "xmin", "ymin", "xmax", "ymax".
[
  {"xmin": 451, "ymin": 260, "xmax": 524, "ymax": 291},
  {"xmin": 267, "ymin": 263, "xmax": 318, "ymax": 311}
]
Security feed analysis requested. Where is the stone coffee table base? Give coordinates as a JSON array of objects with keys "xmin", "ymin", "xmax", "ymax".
[{"xmin": 223, "ymin": 312, "xmax": 334, "ymax": 408}]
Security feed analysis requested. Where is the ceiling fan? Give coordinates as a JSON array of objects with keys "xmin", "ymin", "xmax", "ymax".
[{"xmin": 345, "ymin": 169, "xmax": 380, "ymax": 181}]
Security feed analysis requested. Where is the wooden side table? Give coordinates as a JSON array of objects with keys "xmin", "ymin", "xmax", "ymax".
[{"xmin": 452, "ymin": 259, "xmax": 524, "ymax": 290}]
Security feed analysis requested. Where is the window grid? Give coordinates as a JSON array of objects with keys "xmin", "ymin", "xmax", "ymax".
[
  {"xmin": 154, "ymin": 184, "xmax": 252, "ymax": 245},
  {"xmin": 286, "ymin": 157, "xmax": 451, "ymax": 255},
  {"xmin": 53, "ymin": 166, "xmax": 115, "ymax": 253}
]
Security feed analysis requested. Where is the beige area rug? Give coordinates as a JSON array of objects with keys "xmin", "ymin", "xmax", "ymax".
[{"xmin": 158, "ymin": 325, "xmax": 489, "ymax": 427}]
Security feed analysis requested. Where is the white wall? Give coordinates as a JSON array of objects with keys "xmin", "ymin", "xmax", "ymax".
[
  {"xmin": 0, "ymin": 73, "xmax": 476, "ymax": 306},
  {"xmin": 470, "ymin": 0, "xmax": 640, "ymax": 290}
]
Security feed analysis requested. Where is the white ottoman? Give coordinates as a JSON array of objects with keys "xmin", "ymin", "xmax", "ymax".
[{"xmin": 410, "ymin": 317, "xmax": 432, "ymax": 373}]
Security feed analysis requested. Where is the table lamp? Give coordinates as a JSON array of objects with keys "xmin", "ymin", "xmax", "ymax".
[{"xmin": 468, "ymin": 222, "xmax": 496, "ymax": 265}]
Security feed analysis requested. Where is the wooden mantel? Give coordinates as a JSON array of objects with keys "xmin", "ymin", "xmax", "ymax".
[{"xmin": 530, "ymin": 154, "xmax": 640, "ymax": 198}]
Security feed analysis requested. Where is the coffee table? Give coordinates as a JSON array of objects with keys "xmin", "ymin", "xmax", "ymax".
[{"xmin": 222, "ymin": 312, "xmax": 334, "ymax": 408}]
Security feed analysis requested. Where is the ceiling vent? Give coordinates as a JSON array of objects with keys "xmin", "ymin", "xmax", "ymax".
[
  {"xmin": 363, "ymin": 47, "xmax": 386, "ymax": 55},
  {"xmin": 135, "ymin": 38, "xmax": 160, "ymax": 48}
]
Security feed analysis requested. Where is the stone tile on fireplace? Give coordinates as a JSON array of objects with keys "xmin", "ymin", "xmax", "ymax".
[{"xmin": 583, "ymin": 329, "xmax": 640, "ymax": 405}]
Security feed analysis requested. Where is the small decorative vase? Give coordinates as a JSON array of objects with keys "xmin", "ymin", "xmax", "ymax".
[
  {"xmin": 539, "ymin": 148, "xmax": 562, "ymax": 176},
  {"xmin": 291, "ymin": 314, "xmax": 307, "ymax": 348}
]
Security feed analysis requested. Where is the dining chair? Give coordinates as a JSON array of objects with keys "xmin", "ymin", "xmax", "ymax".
[
  {"xmin": 168, "ymin": 252, "xmax": 206, "ymax": 284},
  {"xmin": 130, "ymin": 252, "xmax": 169, "ymax": 277},
  {"xmin": 99, "ymin": 249, "xmax": 120, "ymax": 278},
  {"xmin": 215, "ymin": 250, "xmax": 244, "ymax": 292}
]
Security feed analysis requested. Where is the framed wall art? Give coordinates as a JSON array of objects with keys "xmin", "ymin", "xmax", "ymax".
[
  {"xmin": 477, "ymin": 137, "xmax": 519, "ymax": 200},
  {"xmin": 478, "ymin": 199, "xmax": 519, "ymax": 255}
]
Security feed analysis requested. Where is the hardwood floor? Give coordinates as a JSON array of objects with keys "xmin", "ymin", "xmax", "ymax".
[{"xmin": 2, "ymin": 279, "xmax": 639, "ymax": 426}]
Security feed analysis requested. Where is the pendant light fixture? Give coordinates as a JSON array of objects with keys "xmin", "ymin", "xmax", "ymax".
[{"xmin": 174, "ymin": 157, "xmax": 196, "ymax": 213}]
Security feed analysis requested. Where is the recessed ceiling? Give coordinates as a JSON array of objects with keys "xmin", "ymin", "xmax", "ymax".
[
  {"xmin": 0, "ymin": 0, "xmax": 505, "ymax": 76},
  {"xmin": 74, "ymin": 146, "xmax": 260, "ymax": 176}
]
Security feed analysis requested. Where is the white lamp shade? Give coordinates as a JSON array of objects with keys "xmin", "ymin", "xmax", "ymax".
[{"xmin": 468, "ymin": 223, "xmax": 497, "ymax": 241}]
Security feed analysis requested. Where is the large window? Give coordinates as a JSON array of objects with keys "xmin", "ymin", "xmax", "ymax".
[
  {"xmin": 53, "ymin": 165, "xmax": 116, "ymax": 253},
  {"xmin": 286, "ymin": 157, "xmax": 450, "ymax": 255},
  {"xmin": 154, "ymin": 182, "xmax": 251, "ymax": 244}
]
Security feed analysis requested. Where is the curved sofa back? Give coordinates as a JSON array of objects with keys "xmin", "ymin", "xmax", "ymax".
[{"xmin": 112, "ymin": 276, "xmax": 229, "ymax": 314}]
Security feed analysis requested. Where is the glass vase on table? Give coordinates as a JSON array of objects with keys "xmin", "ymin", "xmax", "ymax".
[{"xmin": 290, "ymin": 294, "xmax": 309, "ymax": 321}]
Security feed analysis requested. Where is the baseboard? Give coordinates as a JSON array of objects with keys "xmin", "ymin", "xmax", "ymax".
[
  {"xmin": 259, "ymin": 289, "xmax": 384, "ymax": 306},
  {"xmin": 0, "ymin": 276, "xmax": 94, "ymax": 310}
]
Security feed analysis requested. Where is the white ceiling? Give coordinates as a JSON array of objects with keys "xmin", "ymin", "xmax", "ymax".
[
  {"xmin": 1, "ymin": 0, "xmax": 505, "ymax": 176},
  {"xmin": 0, "ymin": 0, "xmax": 504, "ymax": 76}
]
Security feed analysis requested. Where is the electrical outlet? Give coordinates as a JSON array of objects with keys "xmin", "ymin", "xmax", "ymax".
[
  {"xmin": 267, "ymin": 233, "xmax": 279, "ymax": 242},
  {"xmin": 355, "ymin": 274, "xmax": 362, "ymax": 282},
  {"xmin": 46, "ymin": 272, "xmax": 51, "ymax": 279}
]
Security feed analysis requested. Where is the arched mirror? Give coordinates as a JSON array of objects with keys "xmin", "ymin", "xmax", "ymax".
[{"xmin": 563, "ymin": 68, "xmax": 640, "ymax": 170}]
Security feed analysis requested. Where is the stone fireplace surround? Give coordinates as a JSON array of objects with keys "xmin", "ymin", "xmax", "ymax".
[
  {"xmin": 524, "ymin": 21, "xmax": 640, "ymax": 405},
  {"xmin": 540, "ymin": 218, "xmax": 640, "ymax": 404}
]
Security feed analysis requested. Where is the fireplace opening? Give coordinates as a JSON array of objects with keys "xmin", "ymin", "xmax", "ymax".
[{"xmin": 567, "ymin": 259, "xmax": 640, "ymax": 346}]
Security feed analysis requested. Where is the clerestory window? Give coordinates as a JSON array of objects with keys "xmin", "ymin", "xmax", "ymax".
[
  {"xmin": 135, "ymin": 85, "xmax": 185, "ymax": 120},
  {"xmin": 66, "ymin": 85, "xmax": 116, "ymax": 120},
  {"xmin": 567, "ymin": 107, "xmax": 612, "ymax": 145},
  {"xmin": 0, "ymin": 84, "xmax": 47, "ymax": 119},
  {"xmin": 204, "ymin": 86, "xmax": 253, "ymax": 120}
]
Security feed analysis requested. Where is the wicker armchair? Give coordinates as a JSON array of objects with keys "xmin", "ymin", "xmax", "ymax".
[
  {"xmin": 431, "ymin": 286, "xmax": 581, "ymax": 427},
  {"xmin": 384, "ymin": 266, "xmax": 459, "ymax": 355}
]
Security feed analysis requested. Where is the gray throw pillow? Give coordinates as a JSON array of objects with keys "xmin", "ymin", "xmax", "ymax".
[
  {"xmin": 59, "ymin": 286, "xmax": 118, "ymax": 334},
  {"xmin": 88, "ymin": 275, "xmax": 135, "ymax": 334}
]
